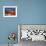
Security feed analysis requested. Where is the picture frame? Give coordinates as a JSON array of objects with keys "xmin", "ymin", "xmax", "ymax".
[
  {"xmin": 18, "ymin": 24, "xmax": 46, "ymax": 42},
  {"xmin": 3, "ymin": 6, "xmax": 17, "ymax": 17}
]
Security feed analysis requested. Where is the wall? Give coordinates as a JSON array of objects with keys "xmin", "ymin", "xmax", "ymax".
[{"xmin": 0, "ymin": 0, "xmax": 46, "ymax": 44}]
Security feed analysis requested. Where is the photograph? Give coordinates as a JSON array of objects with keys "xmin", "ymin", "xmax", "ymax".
[{"xmin": 3, "ymin": 6, "xmax": 17, "ymax": 17}]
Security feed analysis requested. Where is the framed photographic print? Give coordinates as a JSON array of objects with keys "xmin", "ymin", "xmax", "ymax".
[{"xmin": 3, "ymin": 6, "xmax": 17, "ymax": 17}]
